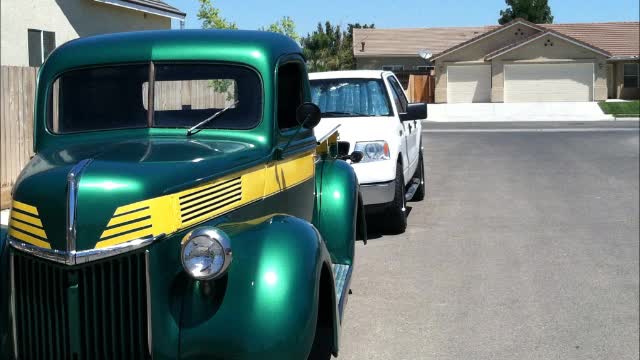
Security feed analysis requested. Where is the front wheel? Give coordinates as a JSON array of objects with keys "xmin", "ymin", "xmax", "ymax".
[
  {"xmin": 384, "ymin": 163, "xmax": 407, "ymax": 234},
  {"xmin": 307, "ymin": 326, "xmax": 332, "ymax": 360}
]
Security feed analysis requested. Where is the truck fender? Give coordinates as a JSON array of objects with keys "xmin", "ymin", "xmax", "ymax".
[
  {"xmin": 313, "ymin": 159, "xmax": 360, "ymax": 264},
  {"xmin": 177, "ymin": 214, "xmax": 336, "ymax": 360}
]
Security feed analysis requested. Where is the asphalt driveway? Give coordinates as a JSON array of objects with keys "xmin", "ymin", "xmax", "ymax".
[{"xmin": 337, "ymin": 125, "xmax": 639, "ymax": 359}]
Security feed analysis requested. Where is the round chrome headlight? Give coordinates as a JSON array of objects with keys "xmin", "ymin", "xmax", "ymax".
[{"xmin": 181, "ymin": 228, "xmax": 232, "ymax": 280}]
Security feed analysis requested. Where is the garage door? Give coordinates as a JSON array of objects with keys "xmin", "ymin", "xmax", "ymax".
[
  {"xmin": 447, "ymin": 65, "xmax": 491, "ymax": 103},
  {"xmin": 504, "ymin": 63, "xmax": 593, "ymax": 102}
]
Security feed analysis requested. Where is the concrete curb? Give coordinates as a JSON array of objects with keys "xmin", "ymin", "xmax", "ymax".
[
  {"xmin": 426, "ymin": 102, "xmax": 615, "ymax": 122},
  {"xmin": 422, "ymin": 120, "xmax": 640, "ymax": 131}
]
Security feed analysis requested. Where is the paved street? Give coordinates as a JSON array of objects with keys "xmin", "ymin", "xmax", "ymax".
[{"xmin": 338, "ymin": 125, "xmax": 639, "ymax": 359}]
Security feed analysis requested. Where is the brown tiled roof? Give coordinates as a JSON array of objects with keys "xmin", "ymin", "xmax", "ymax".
[
  {"xmin": 354, "ymin": 21, "xmax": 640, "ymax": 59},
  {"xmin": 544, "ymin": 22, "xmax": 639, "ymax": 57},
  {"xmin": 353, "ymin": 26, "xmax": 497, "ymax": 57}
]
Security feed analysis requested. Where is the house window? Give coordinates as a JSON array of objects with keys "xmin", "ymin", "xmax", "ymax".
[
  {"xmin": 382, "ymin": 65, "xmax": 404, "ymax": 71},
  {"xmin": 28, "ymin": 29, "xmax": 55, "ymax": 67},
  {"xmin": 623, "ymin": 63, "xmax": 639, "ymax": 88},
  {"xmin": 415, "ymin": 65, "xmax": 434, "ymax": 71}
]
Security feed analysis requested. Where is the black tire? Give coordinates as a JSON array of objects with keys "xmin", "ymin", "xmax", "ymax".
[
  {"xmin": 384, "ymin": 163, "xmax": 407, "ymax": 234},
  {"xmin": 307, "ymin": 325, "xmax": 332, "ymax": 360},
  {"xmin": 412, "ymin": 151, "xmax": 425, "ymax": 202},
  {"xmin": 308, "ymin": 278, "xmax": 333, "ymax": 360}
]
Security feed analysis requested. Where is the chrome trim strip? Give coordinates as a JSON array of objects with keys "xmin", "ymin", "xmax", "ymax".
[
  {"xmin": 10, "ymin": 252, "xmax": 18, "ymax": 358},
  {"xmin": 10, "ymin": 240, "xmax": 71, "ymax": 264},
  {"xmin": 336, "ymin": 263, "xmax": 353, "ymax": 323},
  {"xmin": 67, "ymin": 158, "xmax": 92, "ymax": 259},
  {"xmin": 8, "ymin": 233, "xmax": 165, "ymax": 265},
  {"xmin": 145, "ymin": 250, "xmax": 153, "ymax": 358}
]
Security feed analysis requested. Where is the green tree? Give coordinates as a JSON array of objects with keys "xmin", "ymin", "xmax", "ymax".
[
  {"xmin": 498, "ymin": 0, "xmax": 554, "ymax": 24},
  {"xmin": 197, "ymin": 0, "xmax": 237, "ymax": 29},
  {"xmin": 260, "ymin": 16, "xmax": 299, "ymax": 42},
  {"xmin": 301, "ymin": 22, "xmax": 374, "ymax": 72}
]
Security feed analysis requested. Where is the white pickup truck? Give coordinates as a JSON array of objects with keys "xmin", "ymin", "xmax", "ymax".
[{"xmin": 310, "ymin": 70, "xmax": 427, "ymax": 233}]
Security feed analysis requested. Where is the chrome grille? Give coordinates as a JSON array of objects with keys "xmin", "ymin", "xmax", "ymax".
[{"xmin": 12, "ymin": 251, "xmax": 151, "ymax": 359}]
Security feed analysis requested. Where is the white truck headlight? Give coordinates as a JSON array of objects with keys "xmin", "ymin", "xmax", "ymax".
[
  {"xmin": 354, "ymin": 141, "xmax": 390, "ymax": 162},
  {"xmin": 181, "ymin": 227, "xmax": 232, "ymax": 280}
]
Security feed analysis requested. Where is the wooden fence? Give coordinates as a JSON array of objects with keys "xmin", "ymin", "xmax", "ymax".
[
  {"xmin": 391, "ymin": 70, "xmax": 435, "ymax": 103},
  {"xmin": 406, "ymin": 74, "xmax": 435, "ymax": 104},
  {"xmin": 1, "ymin": 66, "xmax": 37, "ymax": 209}
]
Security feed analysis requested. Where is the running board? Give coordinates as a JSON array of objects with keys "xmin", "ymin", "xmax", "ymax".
[
  {"xmin": 405, "ymin": 178, "xmax": 421, "ymax": 202},
  {"xmin": 332, "ymin": 263, "xmax": 352, "ymax": 321}
]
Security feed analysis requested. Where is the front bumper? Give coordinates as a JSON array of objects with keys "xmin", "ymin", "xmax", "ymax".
[{"xmin": 360, "ymin": 180, "xmax": 395, "ymax": 205}]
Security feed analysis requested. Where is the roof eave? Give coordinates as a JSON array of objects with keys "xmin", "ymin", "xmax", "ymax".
[
  {"xmin": 608, "ymin": 55, "xmax": 640, "ymax": 61},
  {"xmin": 94, "ymin": 0, "xmax": 186, "ymax": 20}
]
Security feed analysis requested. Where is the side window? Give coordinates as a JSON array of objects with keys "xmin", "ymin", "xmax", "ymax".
[
  {"xmin": 387, "ymin": 77, "xmax": 408, "ymax": 113},
  {"xmin": 277, "ymin": 62, "xmax": 304, "ymax": 130}
]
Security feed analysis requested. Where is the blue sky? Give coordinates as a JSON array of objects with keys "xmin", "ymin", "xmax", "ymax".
[{"xmin": 164, "ymin": 0, "xmax": 639, "ymax": 35}]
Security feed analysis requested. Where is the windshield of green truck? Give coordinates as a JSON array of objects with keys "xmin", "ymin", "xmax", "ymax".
[
  {"xmin": 48, "ymin": 63, "xmax": 262, "ymax": 134},
  {"xmin": 310, "ymin": 78, "xmax": 392, "ymax": 117}
]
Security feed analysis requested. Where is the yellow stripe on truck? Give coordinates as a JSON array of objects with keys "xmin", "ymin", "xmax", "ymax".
[{"xmin": 95, "ymin": 150, "xmax": 315, "ymax": 249}]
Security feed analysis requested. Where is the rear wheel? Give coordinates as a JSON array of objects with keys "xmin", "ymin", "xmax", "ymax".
[{"xmin": 384, "ymin": 163, "xmax": 407, "ymax": 234}]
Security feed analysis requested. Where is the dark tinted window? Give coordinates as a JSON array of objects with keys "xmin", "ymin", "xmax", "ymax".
[
  {"xmin": 387, "ymin": 76, "xmax": 408, "ymax": 113},
  {"xmin": 153, "ymin": 64, "xmax": 262, "ymax": 130},
  {"xmin": 49, "ymin": 63, "xmax": 263, "ymax": 133},
  {"xmin": 50, "ymin": 65, "xmax": 149, "ymax": 133},
  {"xmin": 277, "ymin": 62, "xmax": 304, "ymax": 130},
  {"xmin": 623, "ymin": 63, "xmax": 639, "ymax": 88},
  {"xmin": 27, "ymin": 29, "xmax": 42, "ymax": 67},
  {"xmin": 310, "ymin": 78, "xmax": 392, "ymax": 117},
  {"xmin": 43, "ymin": 31, "xmax": 56, "ymax": 60}
]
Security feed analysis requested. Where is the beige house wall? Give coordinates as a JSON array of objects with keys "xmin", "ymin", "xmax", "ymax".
[
  {"xmin": 1, "ymin": 0, "xmax": 170, "ymax": 66},
  {"xmin": 356, "ymin": 56, "xmax": 427, "ymax": 70},
  {"xmin": 436, "ymin": 24, "xmax": 541, "ymax": 63},
  {"xmin": 613, "ymin": 61, "xmax": 640, "ymax": 99},
  {"xmin": 435, "ymin": 32, "xmax": 611, "ymax": 103}
]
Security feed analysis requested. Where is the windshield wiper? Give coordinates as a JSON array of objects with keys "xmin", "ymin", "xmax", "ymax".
[
  {"xmin": 322, "ymin": 111, "xmax": 372, "ymax": 117},
  {"xmin": 186, "ymin": 100, "xmax": 239, "ymax": 136}
]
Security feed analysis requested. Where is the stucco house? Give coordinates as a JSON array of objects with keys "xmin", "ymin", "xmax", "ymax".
[
  {"xmin": 1, "ymin": 0, "xmax": 186, "ymax": 67},
  {"xmin": 354, "ymin": 19, "xmax": 640, "ymax": 103}
]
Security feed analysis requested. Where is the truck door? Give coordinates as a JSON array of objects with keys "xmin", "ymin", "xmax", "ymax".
[{"xmin": 387, "ymin": 75, "xmax": 418, "ymax": 180}]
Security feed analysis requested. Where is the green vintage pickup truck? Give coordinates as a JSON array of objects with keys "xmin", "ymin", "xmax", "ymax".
[{"xmin": 0, "ymin": 30, "xmax": 365, "ymax": 360}]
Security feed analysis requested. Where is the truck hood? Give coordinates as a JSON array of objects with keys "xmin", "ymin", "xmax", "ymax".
[
  {"xmin": 314, "ymin": 116, "xmax": 399, "ymax": 152},
  {"xmin": 11, "ymin": 137, "xmax": 267, "ymax": 251}
]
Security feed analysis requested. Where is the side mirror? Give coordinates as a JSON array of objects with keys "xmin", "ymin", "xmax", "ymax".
[
  {"xmin": 400, "ymin": 103, "xmax": 427, "ymax": 121},
  {"xmin": 350, "ymin": 151, "xmax": 364, "ymax": 164},
  {"xmin": 296, "ymin": 102, "xmax": 322, "ymax": 129}
]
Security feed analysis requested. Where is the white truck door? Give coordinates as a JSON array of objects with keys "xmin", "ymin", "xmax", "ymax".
[{"xmin": 387, "ymin": 75, "xmax": 418, "ymax": 180}]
